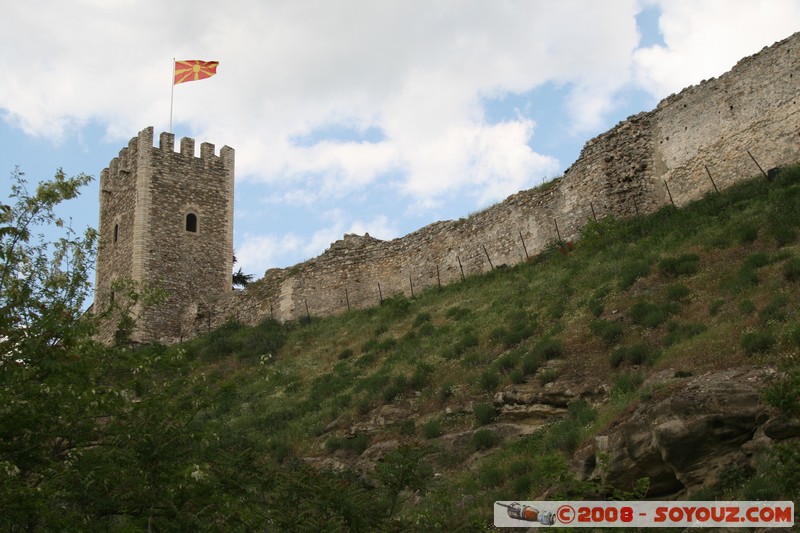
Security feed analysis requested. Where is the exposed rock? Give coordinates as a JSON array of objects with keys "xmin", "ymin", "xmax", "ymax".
[
  {"xmin": 432, "ymin": 423, "xmax": 538, "ymax": 457},
  {"xmin": 349, "ymin": 405, "xmax": 411, "ymax": 433},
  {"xmin": 578, "ymin": 367, "xmax": 795, "ymax": 498},
  {"xmin": 302, "ymin": 456, "xmax": 351, "ymax": 473},
  {"xmin": 356, "ymin": 439, "xmax": 400, "ymax": 478},
  {"xmin": 493, "ymin": 377, "xmax": 607, "ymax": 424},
  {"xmin": 762, "ymin": 416, "xmax": 800, "ymax": 440}
]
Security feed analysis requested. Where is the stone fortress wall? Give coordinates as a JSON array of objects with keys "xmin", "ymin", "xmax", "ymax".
[
  {"xmin": 95, "ymin": 128, "xmax": 234, "ymax": 344},
  {"xmin": 187, "ymin": 32, "xmax": 799, "ymax": 338}
]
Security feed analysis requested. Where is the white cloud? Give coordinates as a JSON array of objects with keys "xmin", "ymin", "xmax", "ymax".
[
  {"xmin": 634, "ymin": 0, "xmax": 800, "ymax": 98},
  {"xmin": 236, "ymin": 211, "xmax": 400, "ymax": 275},
  {"xmin": 4, "ymin": 0, "xmax": 798, "ymax": 271},
  {"xmin": 1, "ymin": 0, "xmax": 642, "ymax": 205},
  {"xmin": 235, "ymin": 233, "xmax": 302, "ymax": 275}
]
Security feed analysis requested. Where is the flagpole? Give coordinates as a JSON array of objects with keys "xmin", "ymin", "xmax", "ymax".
[{"xmin": 169, "ymin": 57, "xmax": 175, "ymax": 133}]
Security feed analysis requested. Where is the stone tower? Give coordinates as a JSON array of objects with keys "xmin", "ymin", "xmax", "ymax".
[{"xmin": 94, "ymin": 126, "xmax": 234, "ymax": 344}]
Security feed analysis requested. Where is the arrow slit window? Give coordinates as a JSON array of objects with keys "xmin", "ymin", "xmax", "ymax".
[{"xmin": 186, "ymin": 213, "xmax": 198, "ymax": 233}]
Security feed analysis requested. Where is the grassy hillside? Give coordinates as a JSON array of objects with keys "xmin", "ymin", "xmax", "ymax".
[
  {"xmin": 9, "ymin": 165, "xmax": 799, "ymax": 531},
  {"xmin": 156, "ymin": 163, "xmax": 800, "ymax": 528}
]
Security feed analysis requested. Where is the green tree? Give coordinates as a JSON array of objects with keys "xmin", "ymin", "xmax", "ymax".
[
  {"xmin": 1, "ymin": 168, "xmax": 96, "ymax": 354},
  {"xmin": 374, "ymin": 444, "xmax": 433, "ymax": 518},
  {"xmin": 0, "ymin": 168, "xmax": 383, "ymax": 531},
  {"xmin": 0, "ymin": 168, "xmax": 104, "ymax": 528}
]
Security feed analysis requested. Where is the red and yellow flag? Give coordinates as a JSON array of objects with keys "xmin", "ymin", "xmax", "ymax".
[{"xmin": 174, "ymin": 60, "xmax": 219, "ymax": 85}]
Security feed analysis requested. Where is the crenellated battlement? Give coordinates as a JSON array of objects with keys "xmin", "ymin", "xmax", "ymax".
[{"xmin": 102, "ymin": 127, "xmax": 233, "ymax": 178}]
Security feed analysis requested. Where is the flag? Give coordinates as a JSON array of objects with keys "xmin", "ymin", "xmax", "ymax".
[{"xmin": 174, "ymin": 60, "xmax": 219, "ymax": 85}]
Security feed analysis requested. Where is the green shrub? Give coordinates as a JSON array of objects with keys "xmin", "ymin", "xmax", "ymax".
[
  {"xmin": 338, "ymin": 348, "xmax": 354, "ymax": 360},
  {"xmin": 478, "ymin": 464, "xmax": 504, "ymax": 488},
  {"xmin": 786, "ymin": 324, "xmax": 800, "ymax": 348},
  {"xmin": 500, "ymin": 324, "xmax": 538, "ymax": 348},
  {"xmin": 399, "ymin": 419, "xmax": 416, "ymax": 436},
  {"xmin": 471, "ymin": 429, "xmax": 500, "ymax": 451},
  {"xmin": 609, "ymin": 348, "xmax": 625, "ymax": 369},
  {"xmin": 479, "ymin": 370, "xmax": 500, "ymax": 392},
  {"xmin": 446, "ymin": 330, "xmax": 480, "ymax": 359},
  {"xmin": 666, "ymin": 283, "xmax": 691, "ymax": 302},
  {"xmin": 532, "ymin": 336, "xmax": 564, "ymax": 360},
  {"xmin": 242, "ymin": 318, "xmax": 288, "ymax": 358},
  {"xmin": 609, "ymin": 344, "xmax": 652, "ymax": 368},
  {"xmin": 510, "ymin": 369, "xmax": 525, "ymax": 384},
  {"xmin": 709, "ymin": 299, "xmax": 725, "ymax": 316},
  {"xmin": 409, "ymin": 363, "xmax": 431, "ymax": 389},
  {"xmin": 567, "ymin": 399, "xmax": 597, "ymax": 426},
  {"xmin": 325, "ymin": 436, "xmax": 346, "ymax": 453},
  {"xmin": 658, "ymin": 253, "xmax": 699, "ymax": 277},
  {"xmin": 438, "ymin": 380, "xmax": 455, "ymax": 402},
  {"xmin": 588, "ymin": 286, "xmax": 610, "ymax": 317},
  {"xmin": 743, "ymin": 252, "xmax": 771, "ymax": 269},
  {"xmin": 629, "ymin": 301, "xmax": 677, "ymax": 328},
  {"xmin": 548, "ymin": 301, "xmax": 566, "ymax": 319},
  {"xmin": 763, "ymin": 369, "xmax": 800, "ymax": 416},
  {"xmin": 325, "ymin": 434, "xmax": 369, "ymax": 454},
  {"xmin": 732, "ymin": 266, "xmax": 760, "ymax": 290},
  {"xmin": 348, "ymin": 434, "xmax": 370, "ymax": 454},
  {"xmin": 355, "ymin": 373, "xmax": 390, "ymax": 394},
  {"xmin": 267, "ymin": 440, "xmax": 292, "ymax": 463},
  {"xmin": 423, "ymin": 419, "xmax": 443, "ymax": 439},
  {"xmin": 618, "ymin": 258, "xmax": 651, "ymax": 289},
  {"xmin": 521, "ymin": 353, "xmax": 541, "ymax": 375},
  {"xmin": 590, "ymin": 319, "xmax": 624, "ymax": 346},
  {"xmin": 382, "ymin": 375, "xmax": 408, "ymax": 403},
  {"xmin": 376, "ymin": 338, "xmax": 398, "ymax": 352},
  {"xmin": 492, "ymin": 353, "xmax": 519, "ymax": 373},
  {"xmin": 739, "ymin": 299, "xmax": 756, "ymax": 315},
  {"xmin": 759, "ymin": 295, "xmax": 789, "ymax": 324},
  {"xmin": 380, "ymin": 294, "xmax": 412, "ymax": 318},
  {"xmin": 418, "ymin": 322, "xmax": 435, "ymax": 336},
  {"xmin": 445, "ymin": 306, "xmax": 471, "ymax": 320},
  {"xmin": 733, "ymin": 222, "xmax": 758, "ymax": 244},
  {"xmin": 473, "ymin": 403, "xmax": 497, "ymax": 426},
  {"xmin": 611, "ymin": 372, "xmax": 644, "ymax": 397},
  {"xmin": 542, "ymin": 419, "xmax": 582, "ymax": 455},
  {"xmin": 767, "ymin": 198, "xmax": 799, "ymax": 247},
  {"xmin": 588, "ymin": 299, "xmax": 604, "ymax": 317},
  {"xmin": 361, "ymin": 338, "xmax": 379, "ymax": 353},
  {"xmin": 335, "ymin": 392, "xmax": 352, "ymax": 408},
  {"xmin": 487, "ymin": 326, "xmax": 508, "ymax": 343},
  {"xmin": 373, "ymin": 324, "xmax": 389, "ymax": 337},
  {"xmin": 537, "ymin": 368, "xmax": 558, "ymax": 385},
  {"xmin": 356, "ymin": 398, "xmax": 371, "ymax": 415},
  {"xmin": 783, "ymin": 258, "xmax": 800, "ymax": 282},
  {"xmin": 508, "ymin": 459, "xmax": 533, "ymax": 477},
  {"xmin": 744, "ymin": 444, "xmax": 800, "ymax": 501},
  {"xmin": 412, "ymin": 312, "xmax": 432, "ymax": 327},
  {"xmin": 663, "ymin": 323, "xmax": 707, "ymax": 346},
  {"xmin": 741, "ymin": 331, "xmax": 775, "ymax": 354},
  {"xmin": 772, "ymin": 226, "xmax": 799, "ymax": 248}
]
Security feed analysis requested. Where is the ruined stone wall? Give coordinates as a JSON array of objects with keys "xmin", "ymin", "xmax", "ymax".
[
  {"xmin": 193, "ymin": 32, "xmax": 799, "ymax": 338},
  {"xmin": 95, "ymin": 127, "xmax": 234, "ymax": 344}
]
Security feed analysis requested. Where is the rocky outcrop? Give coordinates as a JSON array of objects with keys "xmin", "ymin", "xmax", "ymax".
[
  {"xmin": 493, "ymin": 362, "xmax": 608, "ymax": 423},
  {"xmin": 576, "ymin": 367, "xmax": 800, "ymax": 498}
]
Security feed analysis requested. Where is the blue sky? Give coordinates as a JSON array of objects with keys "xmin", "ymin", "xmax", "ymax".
[{"xmin": 2, "ymin": 0, "xmax": 799, "ymax": 280}]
